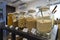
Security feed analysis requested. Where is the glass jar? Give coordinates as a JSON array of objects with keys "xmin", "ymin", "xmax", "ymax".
[
  {"xmin": 12, "ymin": 13, "xmax": 18, "ymax": 27},
  {"xmin": 26, "ymin": 14, "xmax": 37, "ymax": 32},
  {"xmin": 36, "ymin": 5, "xmax": 52, "ymax": 33},
  {"xmin": 7, "ymin": 13, "xmax": 13, "ymax": 26},
  {"xmin": 18, "ymin": 12, "xmax": 26, "ymax": 29},
  {"xmin": 36, "ymin": 7, "xmax": 52, "ymax": 39},
  {"xmin": 37, "ymin": 16, "xmax": 52, "ymax": 33}
]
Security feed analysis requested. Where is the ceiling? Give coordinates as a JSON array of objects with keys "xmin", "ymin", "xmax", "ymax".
[
  {"xmin": 0, "ymin": 0, "xmax": 60, "ymax": 11},
  {"xmin": 0, "ymin": 0, "xmax": 60, "ymax": 6}
]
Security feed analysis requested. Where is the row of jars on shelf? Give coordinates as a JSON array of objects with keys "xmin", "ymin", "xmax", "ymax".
[
  {"xmin": 7, "ymin": 12, "xmax": 37, "ymax": 31},
  {"xmin": 7, "ymin": 12, "xmax": 53, "ymax": 34}
]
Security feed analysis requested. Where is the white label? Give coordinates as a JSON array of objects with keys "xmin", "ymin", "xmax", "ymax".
[
  {"xmin": 22, "ymin": 28, "xmax": 28, "ymax": 32},
  {"xmin": 15, "ymin": 27, "xmax": 18, "ymax": 30},
  {"xmin": 23, "ymin": 38, "xmax": 27, "ymax": 40},
  {"xmin": 31, "ymin": 28, "xmax": 36, "ymax": 34},
  {"xmin": 5, "ymin": 25, "xmax": 8, "ymax": 27},
  {"xmin": 46, "ymin": 33, "xmax": 50, "ymax": 36},
  {"xmin": 10, "ymin": 25, "xmax": 13, "ymax": 28},
  {"xmin": 16, "ymin": 35, "xmax": 19, "ymax": 37},
  {"xmin": 8, "ymin": 39, "xmax": 11, "ymax": 40},
  {"xmin": 13, "ymin": 19, "xmax": 17, "ymax": 22},
  {"xmin": 9, "ymin": 33, "xmax": 12, "ymax": 35}
]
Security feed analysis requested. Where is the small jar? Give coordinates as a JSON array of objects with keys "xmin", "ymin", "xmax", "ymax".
[
  {"xmin": 7, "ymin": 13, "xmax": 13, "ymax": 26},
  {"xmin": 26, "ymin": 14, "xmax": 37, "ymax": 32},
  {"xmin": 18, "ymin": 12, "xmax": 26, "ymax": 29},
  {"xmin": 12, "ymin": 13, "xmax": 18, "ymax": 27}
]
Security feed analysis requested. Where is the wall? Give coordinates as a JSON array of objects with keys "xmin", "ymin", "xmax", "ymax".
[
  {"xmin": 50, "ymin": 4, "xmax": 60, "ymax": 20},
  {"xmin": 50, "ymin": 4, "xmax": 60, "ymax": 40},
  {"xmin": 16, "ymin": 0, "xmax": 49, "ymax": 12},
  {"xmin": 0, "ymin": 2, "xmax": 6, "ymax": 24}
]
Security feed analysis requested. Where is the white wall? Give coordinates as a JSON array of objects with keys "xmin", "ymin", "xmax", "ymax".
[
  {"xmin": 16, "ymin": 0, "xmax": 49, "ymax": 12},
  {"xmin": 50, "ymin": 4, "xmax": 60, "ymax": 20}
]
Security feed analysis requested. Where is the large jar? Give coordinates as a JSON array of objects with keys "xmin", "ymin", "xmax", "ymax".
[
  {"xmin": 37, "ymin": 16, "xmax": 52, "ymax": 33},
  {"xmin": 36, "ymin": 16, "xmax": 52, "ymax": 39},
  {"xmin": 36, "ymin": 6, "xmax": 52, "ymax": 34}
]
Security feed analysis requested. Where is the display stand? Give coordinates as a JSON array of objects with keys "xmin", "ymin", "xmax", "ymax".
[{"xmin": 0, "ymin": 25, "xmax": 58, "ymax": 40}]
